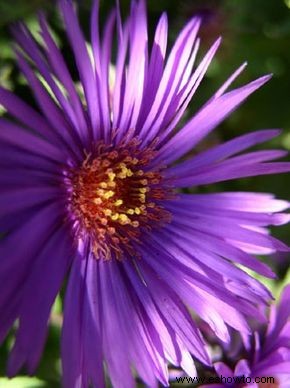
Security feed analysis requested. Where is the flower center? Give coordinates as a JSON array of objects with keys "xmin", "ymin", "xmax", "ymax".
[{"xmin": 68, "ymin": 139, "xmax": 172, "ymax": 260}]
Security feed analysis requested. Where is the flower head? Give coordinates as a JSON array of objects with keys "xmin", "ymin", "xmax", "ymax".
[
  {"xmin": 0, "ymin": 0, "xmax": 289, "ymax": 387},
  {"xmin": 201, "ymin": 285, "xmax": 290, "ymax": 387}
]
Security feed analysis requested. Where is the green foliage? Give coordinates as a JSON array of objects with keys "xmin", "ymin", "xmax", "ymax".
[
  {"xmin": 0, "ymin": 0, "xmax": 51, "ymax": 26},
  {"xmin": 0, "ymin": 377, "xmax": 48, "ymax": 387}
]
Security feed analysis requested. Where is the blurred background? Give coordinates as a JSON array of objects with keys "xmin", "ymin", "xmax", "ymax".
[{"xmin": 0, "ymin": 0, "xmax": 289, "ymax": 386}]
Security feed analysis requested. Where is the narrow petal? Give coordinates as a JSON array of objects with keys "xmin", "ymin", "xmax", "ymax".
[
  {"xmin": 116, "ymin": 0, "xmax": 148, "ymax": 141},
  {"xmin": 14, "ymin": 50, "xmax": 82, "ymax": 160},
  {"xmin": 156, "ymin": 75, "xmax": 271, "ymax": 165},
  {"xmin": 0, "ymin": 202, "xmax": 65, "ymax": 313},
  {"xmin": 91, "ymin": 1, "xmax": 115, "ymax": 140},
  {"xmin": 172, "ymin": 192, "xmax": 290, "ymax": 213},
  {"xmin": 170, "ymin": 211, "xmax": 289, "ymax": 253},
  {"xmin": 215, "ymin": 362, "xmax": 234, "ymax": 377},
  {"xmin": 0, "ymin": 186, "xmax": 62, "ymax": 220},
  {"xmin": 0, "ymin": 87, "xmax": 61, "ymax": 145},
  {"xmin": 156, "ymin": 226, "xmax": 272, "ymax": 304},
  {"xmin": 136, "ymin": 13, "xmax": 168, "ymax": 127},
  {"xmin": 8, "ymin": 225, "xmax": 74, "ymax": 375},
  {"xmin": 212, "ymin": 61, "xmax": 247, "ymax": 99},
  {"xmin": 172, "ymin": 161, "xmax": 290, "ymax": 187},
  {"xmin": 138, "ymin": 242, "xmax": 256, "ymax": 340},
  {"xmin": 62, "ymin": 251, "xmax": 105, "ymax": 388},
  {"xmin": 0, "ymin": 203, "xmax": 65, "ymax": 352},
  {"xmin": 0, "ymin": 144, "xmax": 62, "ymax": 179},
  {"xmin": 106, "ymin": 261, "xmax": 169, "ymax": 386},
  {"xmin": 12, "ymin": 23, "xmax": 85, "ymax": 143},
  {"xmin": 39, "ymin": 14, "xmax": 88, "ymax": 139},
  {"xmin": 157, "ymin": 38, "xmax": 221, "ymax": 145},
  {"xmin": 139, "ymin": 17, "xmax": 201, "ymax": 141},
  {"xmin": 123, "ymin": 261, "xmax": 183, "ymax": 368},
  {"xmin": 98, "ymin": 261, "xmax": 136, "ymax": 388},
  {"xmin": 134, "ymin": 261, "xmax": 211, "ymax": 366},
  {"xmin": 60, "ymin": 0, "xmax": 100, "ymax": 138},
  {"xmin": 266, "ymin": 285, "xmax": 290, "ymax": 346},
  {"xmin": 0, "ymin": 119, "xmax": 64, "ymax": 163},
  {"xmin": 166, "ymin": 129, "xmax": 282, "ymax": 177}
]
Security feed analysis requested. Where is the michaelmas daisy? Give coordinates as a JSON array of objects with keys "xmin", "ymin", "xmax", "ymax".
[{"xmin": 0, "ymin": 1, "xmax": 289, "ymax": 387}]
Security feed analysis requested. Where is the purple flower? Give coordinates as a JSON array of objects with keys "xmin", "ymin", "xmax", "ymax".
[
  {"xmin": 201, "ymin": 285, "xmax": 290, "ymax": 388},
  {"xmin": 0, "ymin": 0, "xmax": 289, "ymax": 386}
]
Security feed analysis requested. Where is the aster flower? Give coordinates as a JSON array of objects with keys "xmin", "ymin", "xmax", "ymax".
[
  {"xmin": 201, "ymin": 285, "xmax": 290, "ymax": 388},
  {"xmin": 0, "ymin": 0, "xmax": 289, "ymax": 387}
]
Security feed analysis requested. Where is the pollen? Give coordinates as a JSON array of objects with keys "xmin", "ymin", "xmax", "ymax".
[
  {"xmin": 103, "ymin": 190, "xmax": 115, "ymax": 199},
  {"xmin": 68, "ymin": 138, "xmax": 172, "ymax": 260},
  {"xmin": 108, "ymin": 171, "xmax": 116, "ymax": 181},
  {"xmin": 111, "ymin": 213, "xmax": 120, "ymax": 221},
  {"xmin": 118, "ymin": 214, "xmax": 130, "ymax": 224}
]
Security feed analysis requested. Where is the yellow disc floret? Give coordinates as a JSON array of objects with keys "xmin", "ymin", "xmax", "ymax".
[{"xmin": 68, "ymin": 138, "xmax": 172, "ymax": 260}]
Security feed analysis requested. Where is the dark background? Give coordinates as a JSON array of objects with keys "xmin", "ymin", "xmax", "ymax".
[{"xmin": 0, "ymin": 0, "xmax": 289, "ymax": 386}]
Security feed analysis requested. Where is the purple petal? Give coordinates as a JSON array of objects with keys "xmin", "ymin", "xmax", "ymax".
[
  {"xmin": 157, "ymin": 38, "xmax": 221, "ymax": 145},
  {"xmin": 127, "ymin": 260, "xmax": 210, "ymax": 366},
  {"xmin": 167, "ymin": 196, "xmax": 290, "ymax": 227},
  {"xmin": 171, "ymin": 158, "xmax": 290, "ymax": 187},
  {"xmin": 60, "ymin": 0, "xmax": 100, "ymax": 139},
  {"xmin": 139, "ymin": 17, "xmax": 201, "ymax": 142},
  {"xmin": 15, "ymin": 50, "xmax": 82, "ymax": 160},
  {"xmin": 137, "ymin": 13, "xmax": 168, "ymax": 127},
  {"xmin": 215, "ymin": 361, "xmax": 234, "ymax": 377},
  {"xmin": 106, "ymin": 260, "xmax": 169, "ymax": 386},
  {"xmin": 12, "ymin": 23, "xmax": 85, "ymax": 143},
  {"xmin": 91, "ymin": 1, "xmax": 115, "ymax": 140},
  {"xmin": 0, "ymin": 118, "xmax": 64, "ymax": 162},
  {"xmin": 172, "ymin": 211, "xmax": 289, "ymax": 252},
  {"xmin": 123, "ymin": 261, "xmax": 183, "ymax": 367},
  {"xmin": 96, "ymin": 257, "xmax": 176, "ymax": 386},
  {"xmin": 62, "ymin": 251, "xmax": 105, "ymax": 388},
  {"xmin": 212, "ymin": 61, "xmax": 248, "ymax": 99},
  {"xmin": 168, "ymin": 209, "xmax": 275, "ymax": 277},
  {"xmin": 116, "ymin": 0, "xmax": 148, "ymax": 140},
  {"xmin": 173, "ymin": 192, "xmax": 290, "ymax": 213},
  {"xmin": 0, "ymin": 202, "xmax": 64, "ymax": 279},
  {"xmin": 0, "ymin": 203, "xmax": 64, "ymax": 345},
  {"xmin": 138, "ymin": 242, "xmax": 257, "ymax": 340},
  {"xmin": 39, "ymin": 14, "xmax": 88, "ymax": 138},
  {"xmin": 234, "ymin": 359, "xmax": 251, "ymax": 377},
  {"xmin": 166, "ymin": 129, "xmax": 282, "ymax": 177},
  {"xmin": 0, "ymin": 186, "xmax": 62, "ymax": 219},
  {"xmin": 266, "ymin": 285, "xmax": 290, "ymax": 348},
  {"xmin": 0, "ymin": 143, "xmax": 62, "ymax": 178},
  {"xmin": 156, "ymin": 225, "xmax": 272, "ymax": 304},
  {"xmin": 8, "ymin": 226, "xmax": 74, "ymax": 375},
  {"xmin": 156, "ymin": 74, "xmax": 271, "ymax": 165},
  {"xmin": 112, "ymin": 17, "xmax": 129, "ymax": 130},
  {"xmin": 0, "ymin": 87, "xmax": 60, "ymax": 145}
]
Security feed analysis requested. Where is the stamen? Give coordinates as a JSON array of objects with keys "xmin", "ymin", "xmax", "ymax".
[{"xmin": 67, "ymin": 138, "xmax": 172, "ymax": 260}]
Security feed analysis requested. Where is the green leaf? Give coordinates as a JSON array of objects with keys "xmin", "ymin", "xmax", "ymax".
[{"xmin": 0, "ymin": 376, "xmax": 48, "ymax": 388}]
